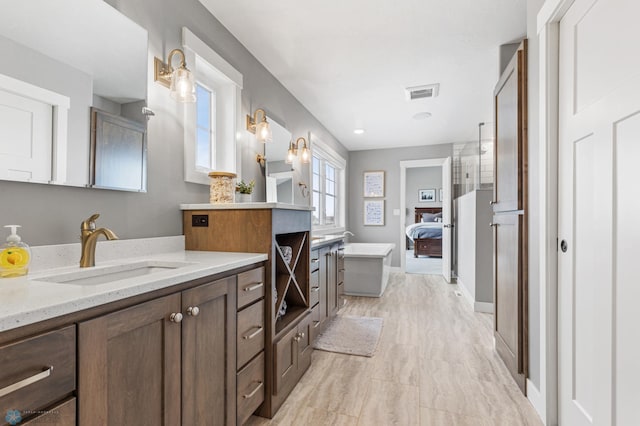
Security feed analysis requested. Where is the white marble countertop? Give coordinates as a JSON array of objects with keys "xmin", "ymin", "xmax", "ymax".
[
  {"xmin": 180, "ymin": 202, "xmax": 313, "ymax": 211},
  {"xmin": 0, "ymin": 250, "xmax": 267, "ymax": 333}
]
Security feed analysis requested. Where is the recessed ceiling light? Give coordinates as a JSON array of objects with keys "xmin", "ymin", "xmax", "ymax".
[
  {"xmin": 412, "ymin": 112, "xmax": 432, "ymax": 120},
  {"xmin": 353, "ymin": 129, "xmax": 365, "ymax": 134}
]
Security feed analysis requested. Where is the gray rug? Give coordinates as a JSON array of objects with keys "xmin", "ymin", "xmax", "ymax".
[{"xmin": 313, "ymin": 315, "xmax": 384, "ymax": 357}]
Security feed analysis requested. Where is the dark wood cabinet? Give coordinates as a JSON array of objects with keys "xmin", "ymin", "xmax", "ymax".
[
  {"xmin": 309, "ymin": 240, "xmax": 344, "ymax": 344},
  {"xmin": 79, "ymin": 293, "xmax": 182, "ymax": 425},
  {"xmin": 183, "ymin": 207, "xmax": 312, "ymax": 419},
  {"xmin": 0, "ymin": 326, "xmax": 76, "ymax": 426},
  {"xmin": 273, "ymin": 311, "xmax": 312, "ymax": 400},
  {"xmin": 236, "ymin": 267, "xmax": 266, "ymax": 425},
  {"xmin": 79, "ymin": 277, "xmax": 236, "ymax": 425},
  {"xmin": 181, "ymin": 276, "xmax": 236, "ymax": 426}
]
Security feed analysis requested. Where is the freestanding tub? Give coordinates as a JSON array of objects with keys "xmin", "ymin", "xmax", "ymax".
[{"xmin": 343, "ymin": 243, "xmax": 395, "ymax": 297}]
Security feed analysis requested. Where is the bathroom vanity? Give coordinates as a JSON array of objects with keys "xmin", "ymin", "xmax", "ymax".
[
  {"xmin": 0, "ymin": 238, "xmax": 266, "ymax": 425},
  {"xmin": 309, "ymin": 236, "xmax": 345, "ymax": 342},
  {"xmin": 181, "ymin": 203, "xmax": 312, "ymax": 419}
]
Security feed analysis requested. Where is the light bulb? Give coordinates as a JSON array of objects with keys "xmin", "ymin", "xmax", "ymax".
[{"xmin": 301, "ymin": 146, "xmax": 310, "ymax": 163}]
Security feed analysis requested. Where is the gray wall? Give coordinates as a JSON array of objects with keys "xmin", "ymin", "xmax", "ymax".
[
  {"xmin": 348, "ymin": 143, "xmax": 453, "ymax": 267},
  {"xmin": 405, "ymin": 166, "xmax": 442, "ymax": 227},
  {"xmin": 0, "ymin": 0, "xmax": 347, "ymax": 246}
]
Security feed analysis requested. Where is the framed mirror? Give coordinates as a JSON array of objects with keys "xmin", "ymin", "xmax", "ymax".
[
  {"xmin": 264, "ymin": 118, "xmax": 294, "ymax": 203},
  {"xmin": 0, "ymin": 0, "xmax": 148, "ymax": 191}
]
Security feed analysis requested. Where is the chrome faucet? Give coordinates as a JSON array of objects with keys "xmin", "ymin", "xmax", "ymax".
[
  {"xmin": 80, "ymin": 214, "xmax": 118, "ymax": 267},
  {"xmin": 342, "ymin": 231, "xmax": 355, "ymax": 237}
]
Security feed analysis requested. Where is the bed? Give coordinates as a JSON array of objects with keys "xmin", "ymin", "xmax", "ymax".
[{"xmin": 406, "ymin": 207, "xmax": 443, "ymax": 258}]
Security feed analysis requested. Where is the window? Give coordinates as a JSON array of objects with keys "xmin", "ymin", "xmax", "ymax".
[
  {"xmin": 311, "ymin": 138, "xmax": 346, "ymax": 230},
  {"xmin": 195, "ymin": 84, "xmax": 215, "ymax": 170},
  {"xmin": 181, "ymin": 28, "xmax": 242, "ymax": 184}
]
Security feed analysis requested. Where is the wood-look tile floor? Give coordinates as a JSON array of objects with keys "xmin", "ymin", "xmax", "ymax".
[{"xmin": 247, "ymin": 273, "xmax": 543, "ymax": 426}]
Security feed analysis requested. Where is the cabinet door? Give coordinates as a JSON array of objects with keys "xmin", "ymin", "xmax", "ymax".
[
  {"xmin": 326, "ymin": 246, "xmax": 338, "ymax": 316},
  {"xmin": 297, "ymin": 314, "xmax": 312, "ymax": 373},
  {"xmin": 78, "ymin": 294, "xmax": 182, "ymax": 425},
  {"xmin": 318, "ymin": 246, "xmax": 329, "ymax": 321},
  {"xmin": 182, "ymin": 276, "xmax": 236, "ymax": 426},
  {"xmin": 274, "ymin": 327, "xmax": 297, "ymax": 395}
]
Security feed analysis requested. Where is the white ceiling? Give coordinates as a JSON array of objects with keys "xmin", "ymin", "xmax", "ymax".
[{"xmin": 200, "ymin": 0, "xmax": 526, "ymax": 151}]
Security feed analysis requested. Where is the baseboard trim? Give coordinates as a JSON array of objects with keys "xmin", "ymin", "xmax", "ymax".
[
  {"xmin": 455, "ymin": 279, "xmax": 475, "ymax": 309},
  {"xmin": 526, "ymin": 379, "xmax": 546, "ymax": 425},
  {"xmin": 474, "ymin": 301, "xmax": 494, "ymax": 313}
]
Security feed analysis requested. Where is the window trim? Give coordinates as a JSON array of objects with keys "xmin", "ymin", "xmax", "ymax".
[
  {"xmin": 181, "ymin": 28, "xmax": 242, "ymax": 185},
  {"xmin": 311, "ymin": 135, "xmax": 346, "ymax": 233}
]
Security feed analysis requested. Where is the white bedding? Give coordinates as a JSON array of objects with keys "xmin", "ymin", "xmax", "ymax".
[{"xmin": 405, "ymin": 222, "xmax": 443, "ymax": 241}]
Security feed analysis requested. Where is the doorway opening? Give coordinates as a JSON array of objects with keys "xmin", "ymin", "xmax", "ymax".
[{"xmin": 399, "ymin": 158, "xmax": 452, "ymax": 279}]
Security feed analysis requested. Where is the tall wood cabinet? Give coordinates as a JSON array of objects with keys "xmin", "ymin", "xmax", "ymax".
[
  {"xmin": 182, "ymin": 205, "xmax": 312, "ymax": 419},
  {"xmin": 492, "ymin": 39, "xmax": 528, "ymax": 393}
]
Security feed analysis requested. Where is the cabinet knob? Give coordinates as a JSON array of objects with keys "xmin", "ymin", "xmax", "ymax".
[
  {"xmin": 169, "ymin": 312, "xmax": 183, "ymax": 323},
  {"xmin": 293, "ymin": 336, "xmax": 301, "ymax": 342},
  {"xmin": 187, "ymin": 306, "xmax": 200, "ymax": 316}
]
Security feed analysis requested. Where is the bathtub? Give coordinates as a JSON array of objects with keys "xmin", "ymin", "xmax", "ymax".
[{"xmin": 343, "ymin": 243, "xmax": 395, "ymax": 297}]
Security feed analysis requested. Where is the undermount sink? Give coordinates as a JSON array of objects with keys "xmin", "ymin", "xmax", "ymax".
[{"xmin": 37, "ymin": 260, "xmax": 195, "ymax": 286}]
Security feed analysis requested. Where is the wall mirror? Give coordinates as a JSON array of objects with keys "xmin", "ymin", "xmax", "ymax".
[
  {"xmin": 264, "ymin": 118, "xmax": 295, "ymax": 204},
  {"xmin": 0, "ymin": 0, "xmax": 148, "ymax": 191}
]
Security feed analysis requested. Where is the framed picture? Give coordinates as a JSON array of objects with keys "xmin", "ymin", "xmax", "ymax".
[
  {"xmin": 418, "ymin": 189, "xmax": 436, "ymax": 202},
  {"xmin": 364, "ymin": 200, "xmax": 385, "ymax": 226},
  {"xmin": 439, "ymin": 188, "xmax": 443, "ymax": 202},
  {"xmin": 363, "ymin": 170, "xmax": 384, "ymax": 197}
]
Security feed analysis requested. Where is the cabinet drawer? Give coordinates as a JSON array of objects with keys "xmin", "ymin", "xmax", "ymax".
[
  {"xmin": 0, "ymin": 326, "xmax": 75, "ymax": 420},
  {"xmin": 237, "ymin": 267, "xmax": 265, "ymax": 309},
  {"xmin": 309, "ymin": 303, "xmax": 323, "ymax": 343},
  {"xmin": 237, "ymin": 352, "xmax": 264, "ymax": 425},
  {"xmin": 22, "ymin": 397, "xmax": 76, "ymax": 426},
  {"xmin": 309, "ymin": 270, "xmax": 320, "ymax": 307},
  {"xmin": 237, "ymin": 300, "xmax": 265, "ymax": 368},
  {"xmin": 310, "ymin": 249, "xmax": 320, "ymax": 271}
]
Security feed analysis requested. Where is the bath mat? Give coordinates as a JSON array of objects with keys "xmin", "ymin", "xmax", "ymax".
[{"xmin": 313, "ymin": 315, "xmax": 383, "ymax": 357}]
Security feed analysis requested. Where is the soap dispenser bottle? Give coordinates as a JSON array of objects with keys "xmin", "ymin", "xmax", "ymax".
[{"xmin": 0, "ymin": 225, "xmax": 31, "ymax": 278}]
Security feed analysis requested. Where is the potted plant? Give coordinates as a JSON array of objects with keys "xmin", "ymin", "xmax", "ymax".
[{"xmin": 235, "ymin": 179, "xmax": 255, "ymax": 202}]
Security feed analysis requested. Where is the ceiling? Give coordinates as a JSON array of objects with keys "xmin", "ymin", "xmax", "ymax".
[{"xmin": 199, "ymin": 0, "xmax": 526, "ymax": 151}]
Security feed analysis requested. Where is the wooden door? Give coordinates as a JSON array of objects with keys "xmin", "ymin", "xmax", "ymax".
[
  {"xmin": 492, "ymin": 40, "xmax": 528, "ymax": 394},
  {"xmin": 182, "ymin": 276, "xmax": 236, "ymax": 426},
  {"xmin": 558, "ymin": 0, "xmax": 640, "ymax": 424},
  {"xmin": 78, "ymin": 294, "xmax": 182, "ymax": 425},
  {"xmin": 492, "ymin": 213, "xmax": 526, "ymax": 391},
  {"xmin": 441, "ymin": 157, "xmax": 453, "ymax": 281}
]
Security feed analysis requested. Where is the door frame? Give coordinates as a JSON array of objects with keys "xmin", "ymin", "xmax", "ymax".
[
  {"xmin": 536, "ymin": 0, "xmax": 575, "ymax": 424},
  {"xmin": 399, "ymin": 157, "xmax": 451, "ymax": 276}
]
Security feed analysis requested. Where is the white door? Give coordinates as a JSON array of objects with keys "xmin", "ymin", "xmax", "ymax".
[
  {"xmin": 442, "ymin": 157, "xmax": 452, "ymax": 281},
  {"xmin": 0, "ymin": 88, "xmax": 53, "ymax": 182},
  {"xmin": 558, "ymin": 0, "xmax": 640, "ymax": 425}
]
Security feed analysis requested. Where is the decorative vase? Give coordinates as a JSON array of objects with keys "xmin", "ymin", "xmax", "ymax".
[{"xmin": 237, "ymin": 193, "xmax": 252, "ymax": 203}]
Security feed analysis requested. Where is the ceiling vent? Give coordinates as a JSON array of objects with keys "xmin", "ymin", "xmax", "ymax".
[{"xmin": 405, "ymin": 84, "xmax": 439, "ymax": 101}]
